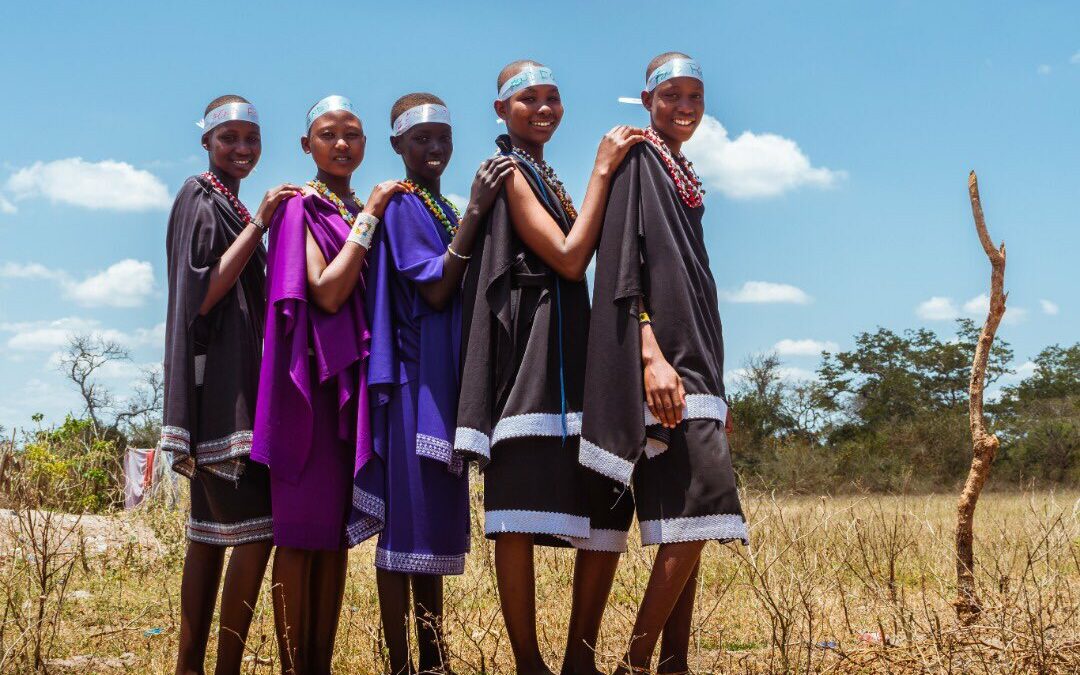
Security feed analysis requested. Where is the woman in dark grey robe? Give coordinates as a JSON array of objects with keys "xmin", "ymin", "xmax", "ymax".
[
  {"xmin": 579, "ymin": 54, "xmax": 748, "ymax": 674},
  {"xmin": 453, "ymin": 60, "xmax": 644, "ymax": 675},
  {"xmin": 161, "ymin": 95, "xmax": 299, "ymax": 675}
]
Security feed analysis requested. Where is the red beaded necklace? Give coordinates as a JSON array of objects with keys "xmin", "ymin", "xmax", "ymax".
[
  {"xmin": 643, "ymin": 127, "xmax": 705, "ymax": 209},
  {"xmin": 201, "ymin": 171, "xmax": 252, "ymax": 223}
]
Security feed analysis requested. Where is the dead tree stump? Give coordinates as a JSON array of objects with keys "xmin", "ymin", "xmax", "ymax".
[{"xmin": 954, "ymin": 171, "xmax": 1007, "ymax": 625}]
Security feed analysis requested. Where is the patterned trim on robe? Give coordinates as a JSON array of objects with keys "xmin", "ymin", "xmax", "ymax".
[
  {"xmin": 375, "ymin": 547, "xmax": 466, "ymax": 576},
  {"xmin": 415, "ymin": 433, "xmax": 465, "ymax": 476},
  {"xmin": 161, "ymin": 426, "xmax": 252, "ymax": 480},
  {"xmin": 454, "ymin": 411, "xmax": 583, "ymax": 466},
  {"xmin": 186, "ymin": 515, "xmax": 274, "ymax": 546},
  {"xmin": 580, "ymin": 394, "xmax": 729, "ymax": 483},
  {"xmin": 483, "ymin": 509, "xmax": 590, "ymax": 539},
  {"xmin": 639, "ymin": 513, "xmax": 748, "ymax": 546},
  {"xmin": 347, "ymin": 486, "xmax": 386, "ymax": 546},
  {"xmin": 567, "ymin": 527, "xmax": 630, "ymax": 553}
]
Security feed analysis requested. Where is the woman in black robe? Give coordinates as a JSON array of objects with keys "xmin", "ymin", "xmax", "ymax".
[
  {"xmin": 579, "ymin": 54, "xmax": 749, "ymax": 674},
  {"xmin": 161, "ymin": 95, "xmax": 300, "ymax": 675},
  {"xmin": 453, "ymin": 61, "xmax": 642, "ymax": 675}
]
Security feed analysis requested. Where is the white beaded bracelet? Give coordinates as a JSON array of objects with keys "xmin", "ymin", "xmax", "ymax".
[{"xmin": 346, "ymin": 213, "xmax": 379, "ymax": 249}]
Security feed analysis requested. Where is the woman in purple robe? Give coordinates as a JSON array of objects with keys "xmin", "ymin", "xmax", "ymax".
[
  {"xmin": 349, "ymin": 93, "xmax": 513, "ymax": 675},
  {"xmin": 252, "ymin": 95, "xmax": 406, "ymax": 673}
]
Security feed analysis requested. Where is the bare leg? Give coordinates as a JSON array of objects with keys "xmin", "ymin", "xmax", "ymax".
[
  {"xmin": 615, "ymin": 541, "xmax": 706, "ymax": 675},
  {"xmin": 376, "ymin": 569, "xmax": 413, "ymax": 675},
  {"xmin": 494, "ymin": 533, "xmax": 553, "ymax": 675},
  {"xmin": 562, "ymin": 549, "xmax": 620, "ymax": 675},
  {"xmin": 307, "ymin": 549, "xmax": 348, "ymax": 675},
  {"xmin": 215, "ymin": 540, "xmax": 273, "ymax": 675},
  {"xmin": 656, "ymin": 561, "xmax": 699, "ymax": 675},
  {"xmin": 272, "ymin": 547, "xmax": 312, "ymax": 675},
  {"xmin": 176, "ymin": 541, "xmax": 226, "ymax": 675},
  {"xmin": 412, "ymin": 574, "xmax": 452, "ymax": 674}
]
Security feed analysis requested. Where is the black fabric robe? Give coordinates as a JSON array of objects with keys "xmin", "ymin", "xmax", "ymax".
[
  {"xmin": 454, "ymin": 148, "xmax": 590, "ymax": 467},
  {"xmin": 579, "ymin": 142, "xmax": 730, "ymax": 486},
  {"xmin": 160, "ymin": 175, "xmax": 266, "ymax": 481}
]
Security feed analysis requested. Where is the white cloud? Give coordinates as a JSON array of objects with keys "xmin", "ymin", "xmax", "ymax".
[
  {"xmin": 917, "ymin": 294, "xmax": 1026, "ymax": 324},
  {"xmin": 617, "ymin": 96, "xmax": 641, "ymax": 104},
  {"xmin": 0, "ymin": 316, "xmax": 163, "ymax": 352},
  {"xmin": 727, "ymin": 365, "xmax": 816, "ymax": 385},
  {"xmin": 1040, "ymin": 299, "xmax": 1059, "ymax": 315},
  {"xmin": 916, "ymin": 296, "xmax": 959, "ymax": 321},
  {"xmin": 0, "ymin": 262, "xmax": 65, "ymax": 281},
  {"xmin": 63, "ymin": 259, "xmax": 154, "ymax": 308},
  {"xmin": 773, "ymin": 338, "xmax": 839, "ymax": 356},
  {"xmin": 0, "ymin": 317, "xmax": 121, "ymax": 351},
  {"xmin": 1037, "ymin": 64, "xmax": 1052, "ymax": 76},
  {"xmin": 0, "ymin": 259, "xmax": 155, "ymax": 308},
  {"xmin": 721, "ymin": 281, "xmax": 812, "ymax": 304},
  {"xmin": 684, "ymin": 115, "xmax": 845, "ymax": 199},
  {"xmin": 4, "ymin": 158, "xmax": 171, "ymax": 211},
  {"xmin": 0, "ymin": 194, "xmax": 15, "ymax": 214}
]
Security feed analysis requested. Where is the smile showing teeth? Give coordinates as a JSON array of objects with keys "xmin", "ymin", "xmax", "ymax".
[
  {"xmin": 531, "ymin": 120, "xmax": 553, "ymax": 128},
  {"xmin": 334, "ymin": 156, "xmax": 351, "ymax": 162},
  {"xmin": 673, "ymin": 119, "xmax": 694, "ymax": 127},
  {"xmin": 426, "ymin": 160, "xmax": 442, "ymax": 167},
  {"xmin": 233, "ymin": 159, "xmax": 251, "ymax": 165}
]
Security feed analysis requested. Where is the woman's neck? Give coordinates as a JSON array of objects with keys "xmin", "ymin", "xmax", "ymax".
[
  {"xmin": 208, "ymin": 164, "xmax": 240, "ymax": 195},
  {"xmin": 405, "ymin": 167, "xmax": 440, "ymax": 195},
  {"xmin": 509, "ymin": 132, "xmax": 544, "ymax": 162},
  {"xmin": 314, "ymin": 170, "xmax": 353, "ymax": 206},
  {"xmin": 650, "ymin": 123, "xmax": 682, "ymax": 155}
]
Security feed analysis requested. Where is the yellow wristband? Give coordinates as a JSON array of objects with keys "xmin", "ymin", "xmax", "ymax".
[{"xmin": 639, "ymin": 311, "xmax": 651, "ymax": 324}]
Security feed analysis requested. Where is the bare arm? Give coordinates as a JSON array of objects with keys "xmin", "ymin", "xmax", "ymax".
[
  {"xmin": 414, "ymin": 157, "xmax": 515, "ymax": 311},
  {"xmin": 199, "ymin": 183, "xmax": 301, "ymax": 315},
  {"xmin": 506, "ymin": 126, "xmax": 644, "ymax": 281},
  {"xmin": 306, "ymin": 180, "xmax": 408, "ymax": 314}
]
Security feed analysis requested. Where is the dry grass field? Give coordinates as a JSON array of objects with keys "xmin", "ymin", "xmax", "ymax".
[{"xmin": 1, "ymin": 483, "xmax": 1078, "ymax": 673}]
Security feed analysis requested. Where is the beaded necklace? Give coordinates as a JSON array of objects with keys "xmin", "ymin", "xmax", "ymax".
[
  {"xmin": 404, "ymin": 180, "xmax": 460, "ymax": 238},
  {"xmin": 643, "ymin": 126, "xmax": 705, "ymax": 209},
  {"xmin": 307, "ymin": 179, "xmax": 365, "ymax": 224},
  {"xmin": 201, "ymin": 171, "xmax": 252, "ymax": 223},
  {"xmin": 509, "ymin": 146, "xmax": 579, "ymax": 221}
]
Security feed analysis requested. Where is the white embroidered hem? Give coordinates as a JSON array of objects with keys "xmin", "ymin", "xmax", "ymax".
[
  {"xmin": 579, "ymin": 438, "xmax": 634, "ymax": 485},
  {"xmin": 375, "ymin": 547, "xmax": 466, "ymax": 575},
  {"xmin": 642, "ymin": 393, "xmax": 728, "ymax": 427},
  {"xmin": 484, "ymin": 509, "xmax": 590, "ymax": 539},
  {"xmin": 639, "ymin": 513, "xmax": 748, "ymax": 546},
  {"xmin": 567, "ymin": 527, "xmax": 630, "ymax": 553}
]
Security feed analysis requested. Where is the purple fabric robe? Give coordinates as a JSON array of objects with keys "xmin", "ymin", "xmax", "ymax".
[
  {"xmin": 348, "ymin": 192, "xmax": 469, "ymax": 574},
  {"xmin": 252, "ymin": 193, "xmax": 372, "ymax": 489}
]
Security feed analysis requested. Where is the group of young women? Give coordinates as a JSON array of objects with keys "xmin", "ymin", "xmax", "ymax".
[{"xmin": 162, "ymin": 52, "xmax": 747, "ymax": 675}]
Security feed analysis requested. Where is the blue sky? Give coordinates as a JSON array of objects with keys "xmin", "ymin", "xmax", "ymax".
[{"xmin": 1, "ymin": 2, "xmax": 1077, "ymax": 429}]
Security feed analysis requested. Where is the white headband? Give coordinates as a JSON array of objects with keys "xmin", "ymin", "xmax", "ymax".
[
  {"xmin": 196, "ymin": 102, "xmax": 259, "ymax": 134},
  {"xmin": 646, "ymin": 58, "xmax": 704, "ymax": 92},
  {"xmin": 392, "ymin": 104, "xmax": 451, "ymax": 136},
  {"xmin": 498, "ymin": 65, "xmax": 558, "ymax": 101},
  {"xmin": 307, "ymin": 95, "xmax": 360, "ymax": 131}
]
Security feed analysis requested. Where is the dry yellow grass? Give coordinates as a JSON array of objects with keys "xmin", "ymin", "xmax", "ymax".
[{"xmin": 2, "ymin": 484, "xmax": 1078, "ymax": 673}]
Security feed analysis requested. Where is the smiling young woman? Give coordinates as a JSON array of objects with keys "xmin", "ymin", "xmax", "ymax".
[
  {"xmin": 452, "ymin": 61, "xmax": 644, "ymax": 675},
  {"xmin": 161, "ymin": 94, "xmax": 301, "ymax": 675}
]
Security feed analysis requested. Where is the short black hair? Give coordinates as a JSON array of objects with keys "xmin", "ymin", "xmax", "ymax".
[
  {"xmin": 645, "ymin": 52, "xmax": 692, "ymax": 81},
  {"xmin": 390, "ymin": 92, "xmax": 446, "ymax": 127},
  {"xmin": 204, "ymin": 94, "xmax": 249, "ymax": 116},
  {"xmin": 497, "ymin": 59, "xmax": 545, "ymax": 91}
]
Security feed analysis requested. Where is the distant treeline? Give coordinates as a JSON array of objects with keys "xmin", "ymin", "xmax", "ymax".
[{"xmin": 728, "ymin": 319, "xmax": 1080, "ymax": 492}]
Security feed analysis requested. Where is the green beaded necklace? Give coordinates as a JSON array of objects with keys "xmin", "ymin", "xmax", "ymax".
[
  {"xmin": 405, "ymin": 180, "xmax": 460, "ymax": 237},
  {"xmin": 307, "ymin": 179, "xmax": 364, "ymax": 224}
]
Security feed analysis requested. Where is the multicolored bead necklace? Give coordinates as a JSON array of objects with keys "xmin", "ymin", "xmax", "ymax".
[
  {"xmin": 307, "ymin": 179, "xmax": 364, "ymax": 224},
  {"xmin": 509, "ymin": 146, "xmax": 579, "ymax": 221},
  {"xmin": 643, "ymin": 126, "xmax": 705, "ymax": 209},
  {"xmin": 201, "ymin": 171, "xmax": 252, "ymax": 223},
  {"xmin": 404, "ymin": 180, "xmax": 460, "ymax": 238}
]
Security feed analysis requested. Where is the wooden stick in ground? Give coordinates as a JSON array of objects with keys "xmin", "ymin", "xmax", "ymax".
[{"xmin": 955, "ymin": 170, "xmax": 1007, "ymax": 625}]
